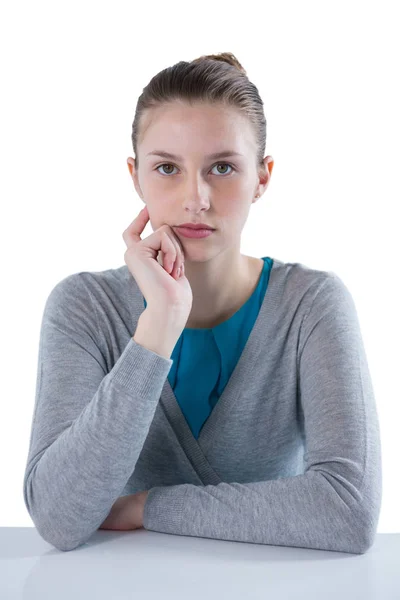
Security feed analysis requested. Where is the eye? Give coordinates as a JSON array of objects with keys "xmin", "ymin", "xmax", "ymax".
[
  {"xmin": 155, "ymin": 163, "xmax": 235, "ymax": 176},
  {"xmin": 211, "ymin": 163, "xmax": 234, "ymax": 176}
]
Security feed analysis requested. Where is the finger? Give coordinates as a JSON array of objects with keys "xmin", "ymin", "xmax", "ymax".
[
  {"xmin": 122, "ymin": 207, "xmax": 149, "ymax": 247},
  {"xmin": 160, "ymin": 231, "xmax": 177, "ymax": 274},
  {"xmin": 162, "ymin": 231, "xmax": 184, "ymax": 277}
]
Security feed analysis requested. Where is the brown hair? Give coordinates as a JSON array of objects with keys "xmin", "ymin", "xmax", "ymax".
[{"xmin": 131, "ymin": 52, "xmax": 267, "ymax": 173}]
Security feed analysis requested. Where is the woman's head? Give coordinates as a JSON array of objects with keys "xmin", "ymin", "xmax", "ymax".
[{"xmin": 127, "ymin": 52, "xmax": 274, "ymax": 261}]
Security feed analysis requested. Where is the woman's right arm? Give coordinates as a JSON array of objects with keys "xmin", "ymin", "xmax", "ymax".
[{"xmin": 22, "ymin": 273, "xmax": 173, "ymax": 552}]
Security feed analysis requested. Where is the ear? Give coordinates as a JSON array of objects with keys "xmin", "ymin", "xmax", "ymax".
[
  {"xmin": 255, "ymin": 156, "xmax": 274, "ymax": 198},
  {"xmin": 127, "ymin": 157, "xmax": 144, "ymax": 200}
]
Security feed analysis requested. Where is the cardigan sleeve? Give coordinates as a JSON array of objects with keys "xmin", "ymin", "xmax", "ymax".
[
  {"xmin": 143, "ymin": 274, "xmax": 382, "ymax": 554},
  {"xmin": 22, "ymin": 273, "xmax": 173, "ymax": 552}
]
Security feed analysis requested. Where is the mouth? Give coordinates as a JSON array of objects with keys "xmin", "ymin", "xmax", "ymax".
[
  {"xmin": 175, "ymin": 223, "xmax": 215, "ymax": 230},
  {"xmin": 174, "ymin": 226, "xmax": 215, "ymax": 239}
]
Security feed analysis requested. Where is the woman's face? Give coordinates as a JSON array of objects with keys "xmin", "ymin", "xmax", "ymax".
[{"xmin": 128, "ymin": 101, "xmax": 272, "ymax": 261}]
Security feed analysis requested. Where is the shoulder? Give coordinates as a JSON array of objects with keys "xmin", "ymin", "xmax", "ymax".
[
  {"xmin": 42, "ymin": 265, "xmax": 140, "ymax": 338},
  {"xmin": 46, "ymin": 264, "xmax": 132, "ymax": 306},
  {"xmin": 270, "ymin": 257, "xmax": 351, "ymax": 309}
]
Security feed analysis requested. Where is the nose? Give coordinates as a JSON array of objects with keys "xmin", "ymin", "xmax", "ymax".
[{"xmin": 181, "ymin": 186, "xmax": 211, "ymax": 213}]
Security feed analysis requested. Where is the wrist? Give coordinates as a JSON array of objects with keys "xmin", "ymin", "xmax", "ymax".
[
  {"xmin": 138, "ymin": 490, "xmax": 149, "ymax": 527},
  {"xmin": 134, "ymin": 312, "xmax": 183, "ymax": 360}
]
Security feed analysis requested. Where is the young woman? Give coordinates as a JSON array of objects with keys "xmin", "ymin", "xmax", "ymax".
[{"xmin": 23, "ymin": 52, "xmax": 382, "ymax": 554}]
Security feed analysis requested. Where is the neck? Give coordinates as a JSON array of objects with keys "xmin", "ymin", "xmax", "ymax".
[{"xmin": 184, "ymin": 252, "xmax": 260, "ymax": 329}]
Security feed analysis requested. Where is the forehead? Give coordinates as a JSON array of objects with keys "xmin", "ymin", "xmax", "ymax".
[{"xmin": 140, "ymin": 101, "xmax": 254, "ymax": 155}]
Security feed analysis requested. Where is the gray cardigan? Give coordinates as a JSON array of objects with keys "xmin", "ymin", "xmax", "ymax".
[{"xmin": 22, "ymin": 257, "xmax": 382, "ymax": 553}]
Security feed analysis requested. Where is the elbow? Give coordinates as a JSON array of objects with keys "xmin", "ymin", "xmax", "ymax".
[
  {"xmin": 353, "ymin": 517, "xmax": 379, "ymax": 555},
  {"xmin": 323, "ymin": 467, "xmax": 381, "ymax": 555},
  {"xmin": 35, "ymin": 519, "xmax": 86, "ymax": 552},
  {"xmin": 26, "ymin": 500, "xmax": 88, "ymax": 552},
  {"xmin": 327, "ymin": 518, "xmax": 377, "ymax": 555},
  {"xmin": 346, "ymin": 503, "xmax": 380, "ymax": 555},
  {"xmin": 23, "ymin": 475, "xmax": 90, "ymax": 552},
  {"xmin": 351, "ymin": 531, "xmax": 376, "ymax": 555},
  {"xmin": 354, "ymin": 481, "xmax": 382, "ymax": 554}
]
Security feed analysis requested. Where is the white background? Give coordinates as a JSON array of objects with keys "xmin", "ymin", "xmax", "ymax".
[{"xmin": 0, "ymin": 0, "xmax": 398, "ymax": 533}]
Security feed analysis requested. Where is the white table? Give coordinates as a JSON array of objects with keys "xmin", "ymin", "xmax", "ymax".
[{"xmin": 1, "ymin": 529, "xmax": 399, "ymax": 599}]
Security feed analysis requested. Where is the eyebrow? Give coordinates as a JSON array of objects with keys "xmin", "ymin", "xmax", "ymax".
[{"xmin": 146, "ymin": 150, "xmax": 244, "ymax": 161}]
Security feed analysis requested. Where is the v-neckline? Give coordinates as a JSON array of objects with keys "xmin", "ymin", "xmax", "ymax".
[{"xmin": 144, "ymin": 257, "xmax": 283, "ymax": 476}]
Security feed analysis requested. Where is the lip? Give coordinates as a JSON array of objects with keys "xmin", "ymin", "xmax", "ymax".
[
  {"xmin": 175, "ymin": 226, "xmax": 215, "ymax": 239},
  {"xmin": 176, "ymin": 223, "xmax": 215, "ymax": 230}
]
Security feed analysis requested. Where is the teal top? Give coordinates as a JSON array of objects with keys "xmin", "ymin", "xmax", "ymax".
[{"xmin": 144, "ymin": 257, "xmax": 273, "ymax": 438}]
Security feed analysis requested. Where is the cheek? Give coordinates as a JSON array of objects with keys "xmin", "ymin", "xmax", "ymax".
[{"xmin": 220, "ymin": 197, "xmax": 249, "ymax": 221}]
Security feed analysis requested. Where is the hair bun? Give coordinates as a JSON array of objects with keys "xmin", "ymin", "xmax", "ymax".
[{"xmin": 192, "ymin": 52, "xmax": 247, "ymax": 76}]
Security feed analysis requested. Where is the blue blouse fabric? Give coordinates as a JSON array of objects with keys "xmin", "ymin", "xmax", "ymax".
[{"xmin": 143, "ymin": 256, "xmax": 273, "ymax": 439}]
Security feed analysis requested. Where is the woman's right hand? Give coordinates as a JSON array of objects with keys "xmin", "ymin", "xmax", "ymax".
[{"xmin": 122, "ymin": 206, "xmax": 193, "ymax": 319}]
